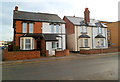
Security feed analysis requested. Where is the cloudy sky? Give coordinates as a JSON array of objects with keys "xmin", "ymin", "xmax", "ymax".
[{"xmin": 0, "ymin": 0, "xmax": 119, "ymax": 41}]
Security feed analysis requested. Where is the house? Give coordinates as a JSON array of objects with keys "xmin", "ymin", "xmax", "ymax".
[
  {"xmin": 63, "ymin": 8, "xmax": 108, "ymax": 52},
  {"xmin": 101, "ymin": 21, "xmax": 120, "ymax": 47},
  {"xmin": 13, "ymin": 6, "xmax": 66, "ymax": 56}
]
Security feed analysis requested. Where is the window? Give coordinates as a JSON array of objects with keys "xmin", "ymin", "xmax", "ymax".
[
  {"xmin": 101, "ymin": 39, "xmax": 104, "ymax": 47},
  {"xmin": 51, "ymin": 24, "xmax": 54, "ymax": 33},
  {"xmin": 56, "ymin": 25, "xmax": 59, "ymax": 33},
  {"xmin": 52, "ymin": 42, "xmax": 58, "ymax": 48},
  {"xmin": 80, "ymin": 39, "xmax": 83, "ymax": 47},
  {"xmin": 84, "ymin": 39, "xmax": 88, "ymax": 47},
  {"xmin": 20, "ymin": 37, "xmax": 34, "ymax": 50},
  {"xmin": 22, "ymin": 23, "xmax": 27, "ymax": 33},
  {"xmin": 98, "ymin": 27, "xmax": 102, "ymax": 34},
  {"xmin": 25, "ymin": 39, "xmax": 31, "ymax": 50},
  {"xmin": 80, "ymin": 26, "xmax": 87, "ymax": 33},
  {"xmin": 29, "ymin": 23, "xmax": 34, "ymax": 33},
  {"xmin": 83, "ymin": 26, "xmax": 87, "ymax": 32}
]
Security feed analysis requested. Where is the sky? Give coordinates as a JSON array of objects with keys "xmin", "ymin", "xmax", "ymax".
[{"xmin": 0, "ymin": 0, "xmax": 119, "ymax": 41}]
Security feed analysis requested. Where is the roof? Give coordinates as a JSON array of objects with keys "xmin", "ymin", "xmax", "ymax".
[
  {"xmin": 95, "ymin": 34, "xmax": 105, "ymax": 38},
  {"xmin": 20, "ymin": 33, "xmax": 60, "ymax": 41},
  {"xmin": 65, "ymin": 16, "xmax": 107, "ymax": 27},
  {"xmin": 79, "ymin": 35, "xmax": 90, "ymax": 38},
  {"xmin": 13, "ymin": 11, "xmax": 65, "ymax": 23},
  {"xmin": 20, "ymin": 33, "xmax": 43, "ymax": 38},
  {"xmin": 44, "ymin": 34, "xmax": 59, "ymax": 41}
]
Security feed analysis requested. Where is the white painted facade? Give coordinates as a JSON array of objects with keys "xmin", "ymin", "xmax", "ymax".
[
  {"xmin": 67, "ymin": 25, "xmax": 108, "ymax": 51},
  {"xmin": 42, "ymin": 22, "xmax": 66, "ymax": 56}
]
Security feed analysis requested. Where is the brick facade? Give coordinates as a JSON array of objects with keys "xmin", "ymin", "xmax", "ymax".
[
  {"xmin": 14, "ymin": 20, "xmax": 42, "ymax": 47},
  {"xmin": 55, "ymin": 49, "xmax": 69, "ymax": 57},
  {"xmin": 63, "ymin": 17, "xmax": 75, "ymax": 34},
  {"xmin": 80, "ymin": 48, "xmax": 120, "ymax": 54},
  {"xmin": 4, "ymin": 49, "xmax": 40, "ymax": 60}
]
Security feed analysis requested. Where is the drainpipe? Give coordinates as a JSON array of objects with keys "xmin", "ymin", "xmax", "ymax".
[
  {"xmin": 92, "ymin": 26, "xmax": 93, "ymax": 49},
  {"xmin": 61, "ymin": 24, "xmax": 63, "ymax": 51},
  {"xmin": 76, "ymin": 26, "xmax": 78, "ymax": 51}
]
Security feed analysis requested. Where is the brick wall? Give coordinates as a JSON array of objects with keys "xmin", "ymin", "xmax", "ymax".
[
  {"xmin": 55, "ymin": 49, "xmax": 69, "ymax": 57},
  {"xmin": 63, "ymin": 17, "xmax": 75, "ymax": 34},
  {"xmin": 4, "ymin": 49, "xmax": 40, "ymax": 61},
  {"xmin": 14, "ymin": 20, "xmax": 42, "ymax": 47},
  {"xmin": 80, "ymin": 48, "xmax": 120, "ymax": 54}
]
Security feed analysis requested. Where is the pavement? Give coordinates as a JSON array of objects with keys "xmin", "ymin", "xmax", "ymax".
[{"xmin": 1, "ymin": 52, "xmax": 119, "ymax": 65}]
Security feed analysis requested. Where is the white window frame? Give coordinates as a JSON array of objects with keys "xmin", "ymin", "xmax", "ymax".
[
  {"xmin": 22, "ymin": 23, "xmax": 27, "ymax": 33},
  {"xmin": 20, "ymin": 37, "xmax": 34, "ymax": 50},
  {"xmin": 52, "ymin": 42, "xmax": 58, "ymax": 49},
  {"xmin": 84, "ymin": 39, "xmax": 88, "ymax": 47},
  {"xmin": 98, "ymin": 27, "xmax": 102, "ymax": 34},
  {"xmin": 56, "ymin": 25, "xmax": 59, "ymax": 33},
  {"xmin": 80, "ymin": 26, "xmax": 87, "ymax": 33},
  {"xmin": 29, "ymin": 23, "xmax": 34, "ymax": 33}
]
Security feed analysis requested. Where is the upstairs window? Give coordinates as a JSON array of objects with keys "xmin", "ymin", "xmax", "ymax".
[
  {"xmin": 51, "ymin": 24, "xmax": 59, "ymax": 33},
  {"xmin": 98, "ymin": 27, "xmax": 102, "ymax": 34},
  {"xmin": 29, "ymin": 23, "xmax": 34, "ymax": 33},
  {"xmin": 51, "ymin": 24, "xmax": 54, "ymax": 33},
  {"xmin": 80, "ymin": 26, "xmax": 87, "ymax": 33},
  {"xmin": 56, "ymin": 25, "xmax": 59, "ymax": 33},
  {"xmin": 22, "ymin": 23, "xmax": 27, "ymax": 33}
]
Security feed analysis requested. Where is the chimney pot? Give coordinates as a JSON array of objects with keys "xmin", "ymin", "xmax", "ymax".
[
  {"xmin": 84, "ymin": 8, "xmax": 90, "ymax": 22},
  {"xmin": 15, "ymin": 6, "xmax": 18, "ymax": 11}
]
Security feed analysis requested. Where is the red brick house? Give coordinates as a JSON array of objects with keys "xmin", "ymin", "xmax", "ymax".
[{"xmin": 13, "ymin": 6, "xmax": 67, "ymax": 56}]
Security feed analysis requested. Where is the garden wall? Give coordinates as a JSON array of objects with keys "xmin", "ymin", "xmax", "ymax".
[
  {"xmin": 3, "ymin": 49, "xmax": 40, "ymax": 61},
  {"xmin": 80, "ymin": 48, "xmax": 120, "ymax": 54}
]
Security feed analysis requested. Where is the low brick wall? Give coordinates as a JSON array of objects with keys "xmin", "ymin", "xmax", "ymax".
[
  {"xmin": 80, "ymin": 48, "xmax": 120, "ymax": 54},
  {"xmin": 55, "ymin": 49, "xmax": 70, "ymax": 57},
  {"xmin": 3, "ymin": 49, "xmax": 40, "ymax": 61},
  {"xmin": 46, "ymin": 50, "xmax": 49, "ymax": 57}
]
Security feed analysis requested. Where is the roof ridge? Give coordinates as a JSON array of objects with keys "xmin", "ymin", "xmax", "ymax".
[{"xmin": 15, "ymin": 10, "xmax": 58, "ymax": 16}]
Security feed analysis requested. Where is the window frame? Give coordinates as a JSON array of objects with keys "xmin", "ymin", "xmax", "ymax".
[
  {"xmin": 22, "ymin": 23, "xmax": 27, "ymax": 33},
  {"xmin": 20, "ymin": 37, "xmax": 34, "ymax": 50},
  {"xmin": 29, "ymin": 23, "xmax": 34, "ymax": 33},
  {"xmin": 84, "ymin": 39, "xmax": 88, "ymax": 47}
]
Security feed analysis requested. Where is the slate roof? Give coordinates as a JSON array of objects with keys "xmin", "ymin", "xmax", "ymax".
[
  {"xmin": 43, "ymin": 34, "xmax": 59, "ymax": 41},
  {"xmin": 13, "ymin": 11, "xmax": 65, "ymax": 23},
  {"xmin": 65, "ymin": 16, "xmax": 107, "ymax": 27},
  {"xmin": 79, "ymin": 35, "xmax": 90, "ymax": 38},
  {"xmin": 95, "ymin": 34, "xmax": 105, "ymax": 38},
  {"xmin": 20, "ymin": 33, "xmax": 43, "ymax": 38},
  {"xmin": 20, "ymin": 33, "xmax": 59, "ymax": 41}
]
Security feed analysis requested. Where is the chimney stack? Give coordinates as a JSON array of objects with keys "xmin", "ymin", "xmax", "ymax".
[
  {"xmin": 84, "ymin": 8, "xmax": 90, "ymax": 22},
  {"xmin": 15, "ymin": 6, "xmax": 18, "ymax": 11}
]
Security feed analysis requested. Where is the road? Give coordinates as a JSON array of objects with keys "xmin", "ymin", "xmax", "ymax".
[{"xmin": 2, "ymin": 54, "xmax": 118, "ymax": 80}]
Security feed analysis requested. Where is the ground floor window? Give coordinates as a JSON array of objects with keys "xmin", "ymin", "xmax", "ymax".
[
  {"xmin": 52, "ymin": 42, "xmax": 58, "ymax": 49},
  {"xmin": 96, "ymin": 39, "xmax": 104, "ymax": 48},
  {"xmin": 80, "ymin": 39, "xmax": 89, "ymax": 47},
  {"xmin": 20, "ymin": 37, "xmax": 34, "ymax": 50},
  {"xmin": 84, "ymin": 39, "xmax": 88, "ymax": 47}
]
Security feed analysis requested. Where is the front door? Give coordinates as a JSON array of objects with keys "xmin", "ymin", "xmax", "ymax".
[{"xmin": 37, "ymin": 40, "xmax": 41, "ymax": 50}]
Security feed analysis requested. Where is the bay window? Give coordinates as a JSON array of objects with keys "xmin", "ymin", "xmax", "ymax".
[
  {"xmin": 84, "ymin": 39, "xmax": 88, "ymax": 47},
  {"xmin": 20, "ymin": 37, "xmax": 34, "ymax": 50}
]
